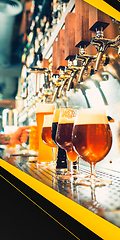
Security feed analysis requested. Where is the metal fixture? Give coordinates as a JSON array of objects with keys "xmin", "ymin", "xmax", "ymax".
[
  {"xmin": 90, "ymin": 27, "xmax": 120, "ymax": 71},
  {"xmin": 76, "ymin": 47, "xmax": 97, "ymax": 83}
]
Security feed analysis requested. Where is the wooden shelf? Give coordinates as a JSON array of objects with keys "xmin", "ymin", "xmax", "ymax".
[{"xmin": 0, "ymin": 100, "xmax": 15, "ymax": 109}]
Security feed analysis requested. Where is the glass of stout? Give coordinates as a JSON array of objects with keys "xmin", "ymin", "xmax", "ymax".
[
  {"xmin": 51, "ymin": 109, "xmax": 67, "ymax": 171},
  {"xmin": 72, "ymin": 108, "xmax": 113, "ymax": 187},
  {"xmin": 55, "ymin": 107, "xmax": 81, "ymax": 179}
]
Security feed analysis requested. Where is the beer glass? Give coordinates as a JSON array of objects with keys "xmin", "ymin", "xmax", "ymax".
[
  {"xmin": 36, "ymin": 103, "xmax": 55, "ymax": 163},
  {"xmin": 41, "ymin": 115, "xmax": 57, "ymax": 164},
  {"xmin": 51, "ymin": 109, "xmax": 67, "ymax": 170},
  {"xmin": 72, "ymin": 108, "xmax": 112, "ymax": 187},
  {"xmin": 55, "ymin": 107, "xmax": 80, "ymax": 178},
  {"xmin": 29, "ymin": 122, "xmax": 39, "ymax": 154}
]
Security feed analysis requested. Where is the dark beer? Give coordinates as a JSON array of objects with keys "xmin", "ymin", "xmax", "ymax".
[
  {"xmin": 55, "ymin": 108, "xmax": 78, "ymax": 162},
  {"xmin": 56, "ymin": 122, "xmax": 74, "ymax": 151},
  {"xmin": 52, "ymin": 109, "xmax": 67, "ymax": 169},
  {"xmin": 52, "ymin": 122, "xmax": 58, "ymax": 145}
]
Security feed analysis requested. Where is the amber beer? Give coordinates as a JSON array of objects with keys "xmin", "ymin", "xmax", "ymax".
[
  {"xmin": 56, "ymin": 108, "xmax": 78, "ymax": 162},
  {"xmin": 29, "ymin": 125, "xmax": 39, "ymax": 152},
  {"xmin": 36, "ymin": 103, "xmax": 55, "ymax": 162},
  {"xmin": 41, "ymin": 115, "xmax": 57, "ymax": 148},
  {"xmin": 72, "ymin": 109, "xmax": 112, "ymax": 164}
]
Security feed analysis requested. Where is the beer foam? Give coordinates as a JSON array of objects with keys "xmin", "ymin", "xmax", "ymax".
[
  {"xmin": 59, "ymin": 108, "xmax": 75, "ymax": 124},
  {"xmin": 59, "ymin": 116, "xmax": 75, "ymax": 124},
  {"xmin": 75, "ymin": 109, "xmax": 108, "ymax": 125},
  {"xmin": 43, "ymin": 115, "xmax": 54, "ymax": 127},
  {"xmin": 36, "ymin": 103, "xmax": 55, "ymax": 113},
  {"xmin": 53, "ymin": 109, "xmax": 60, "ymax": 122}
]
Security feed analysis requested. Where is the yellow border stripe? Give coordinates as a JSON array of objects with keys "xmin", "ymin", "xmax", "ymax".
[
  {"xmin": 1, "ymin": 159, "xmax": 120, "ymax": 240},
  {"xmin": 84, "ymin": 0, "xmax": 120, "ymax": 21},
  {"xmin": 1, "ymin": 175, "xmax": 80, "ymax": 240}
]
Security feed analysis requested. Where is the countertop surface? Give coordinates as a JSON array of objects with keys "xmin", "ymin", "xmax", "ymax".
[{"xmin": 1, "ymin": 146, "xmax": 120, "ymax": 230}]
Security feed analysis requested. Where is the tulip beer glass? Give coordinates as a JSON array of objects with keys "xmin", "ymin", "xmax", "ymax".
[
  {"xmin": 29, "ymin": 123, "xmax": 39, "ymax": 154},
  {"xmin": 51, "ymin": 109, "xmax": 67, "ymax": 170},
  {"xmin": 72, "ymin": 108, "xmax": 112, "ymax": 187},
  {"xmin": 55, "ymin": 107, "xmax": 79, "ymax": 177}
]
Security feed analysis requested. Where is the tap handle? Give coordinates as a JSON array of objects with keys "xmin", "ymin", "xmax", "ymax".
[
  {"xmin": 110, "ymin": 35, "xmax": 120, "ymax": 50},
  {"xmin": 91, "ymin": 35, "xmax": 120, "ymax": 52},
  {"xmin": 91, "ymin": 35, "xmax": 120, "ymax": 71}
]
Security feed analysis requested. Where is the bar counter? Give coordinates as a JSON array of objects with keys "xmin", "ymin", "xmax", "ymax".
[{"xmin": 1, "ymin": 146, "xmax": 120, "ymax": 239}]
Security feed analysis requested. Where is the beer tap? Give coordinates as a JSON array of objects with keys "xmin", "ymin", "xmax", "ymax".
[
  {"xmin": 57, "ymin": 69, "xmax": 71, "ymax": 98},
  {"xmin": 65, "ymin": 60, "xmax": 82, "ymax": 91},
  {"xmin": 90, "ymin": 27, "xmax": 120, "ymax": 71},
  {"xmin": 76, "ymin": 47, "xmax": 97, "ymax": 83},
  {"xmin": 51, "ymin": 81, "xmax": 61, "ymax": 103}
]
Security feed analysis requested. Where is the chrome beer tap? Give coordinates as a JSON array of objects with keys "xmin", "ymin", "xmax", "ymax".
[
  {"xmin": 90, "ymin": 27, "xmax": 120, "ymax": 71},
  {"xmin": 64, "ymin": 60, "xmax": 82, "ymax": 91},
  {"xmin": 57, "ymin": 69, "xmax": 71, "ymax": 98},
  {"xmin": 76, "ymin": 47, "xmax": 97, "ymax": 83},
  {"xmin": 51, "ymin": 83, "xmax": 61, "ymax": 103},
  {"xmin": 51, "ymin": 75, "xmax": 63, "ymax": 103}
]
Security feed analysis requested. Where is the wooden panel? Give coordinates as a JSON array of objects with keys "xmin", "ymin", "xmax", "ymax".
[
  {"xmin": 57, "ymin": 29, "xmax": 68, "ymax": 69},
  {"xmin": 75, "ymin": 0, "xmax": 91, "ymax": 48},
  {"xmin": 89, "ymin": 5, "xmax": 110, "ymax": 32},
  {"xmin": 43, "ymin": 59, "xmax": 49, "ymax": 68},
  {"xmin": 86, "ymin": 32, "xmax": 97, "ymax": 55},
  {"xmin": 0, "ymin": 100, "xmax": 15, "ymax": 109},
  {"xmin": 89, "ymin": 6, "xmax": 120, "ymax": 57},
  {"xmin": 65, "ymin": 12, "xmax": 79, "ymax": 60},
  {"xmin": 52, "ymin": 41, "xmax": 59, "ymax": 75},
  {"xmin": 104, "ymin": 19, "xmax": 120, "ymax": 57}
]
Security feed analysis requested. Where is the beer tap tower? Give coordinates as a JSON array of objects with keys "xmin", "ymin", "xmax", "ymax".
[
  {"xmin": 74, "ymin": 0, "xmax": 98, "ymax": 83},
  {"xmin": 89, "ymin": 5, "xmax": 120, "ymax": 72}
]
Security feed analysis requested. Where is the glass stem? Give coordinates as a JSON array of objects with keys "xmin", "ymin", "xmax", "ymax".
[
  {"xmin": 91, "ymin": 186, "xmax": 96, "ymax": 202},
  {"xmin": 90, "ymin": 163, "xmax": 96, "ymax": 189},
  {"xmin": 90, "ymin": 163, "xmax": 96, "ymax": 178}
]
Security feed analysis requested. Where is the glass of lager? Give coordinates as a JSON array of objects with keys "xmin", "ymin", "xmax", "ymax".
[
  {"xmin": 36, "ymin": 103, "xmax": 55, "ymax": 163},
  {"xmin": 41, "ymin": 115, "xmax": 57, "ymax": 166},
  {"xmin": 72, "ymin": 108, "xmax": 112, "ymax": 187},
  {"xmin": 29, "ymin": 121, "xmax": 39, "ymax": 155}
]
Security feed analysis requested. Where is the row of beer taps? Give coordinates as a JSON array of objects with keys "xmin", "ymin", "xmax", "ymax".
[{"xmin": 30, "ymin": 23, "xmax": 120, "ymax": 106}]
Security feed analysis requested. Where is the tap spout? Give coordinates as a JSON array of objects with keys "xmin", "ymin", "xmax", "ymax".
[
  {"xmin": 94, "ymin": 52, "xmax": 103, "ymax": 71},
  {"xmin": 51, "ymin": 86, "xmax": 60, "ymax": 103},
  {"xmin": 58, "ymin": 78, "xmax": 69, "ymax": 98}
]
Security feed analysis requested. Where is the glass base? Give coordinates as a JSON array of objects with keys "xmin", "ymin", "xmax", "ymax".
[
  {"xmin": 37, "ymin": 161, "xmax": 56, "ymax": 169},
  {"xmin": 75, "ymin": 174, "xmax": 112, "ymax": 187},
  {"xmin": 57, "ymin": 170, "xmax": 81, "ymax": 180}
]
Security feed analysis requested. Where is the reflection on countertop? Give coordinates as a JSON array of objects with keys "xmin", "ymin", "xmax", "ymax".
[{"xmin": 2, "ymin": 145, "xmax": 120, "ymax": 229}]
